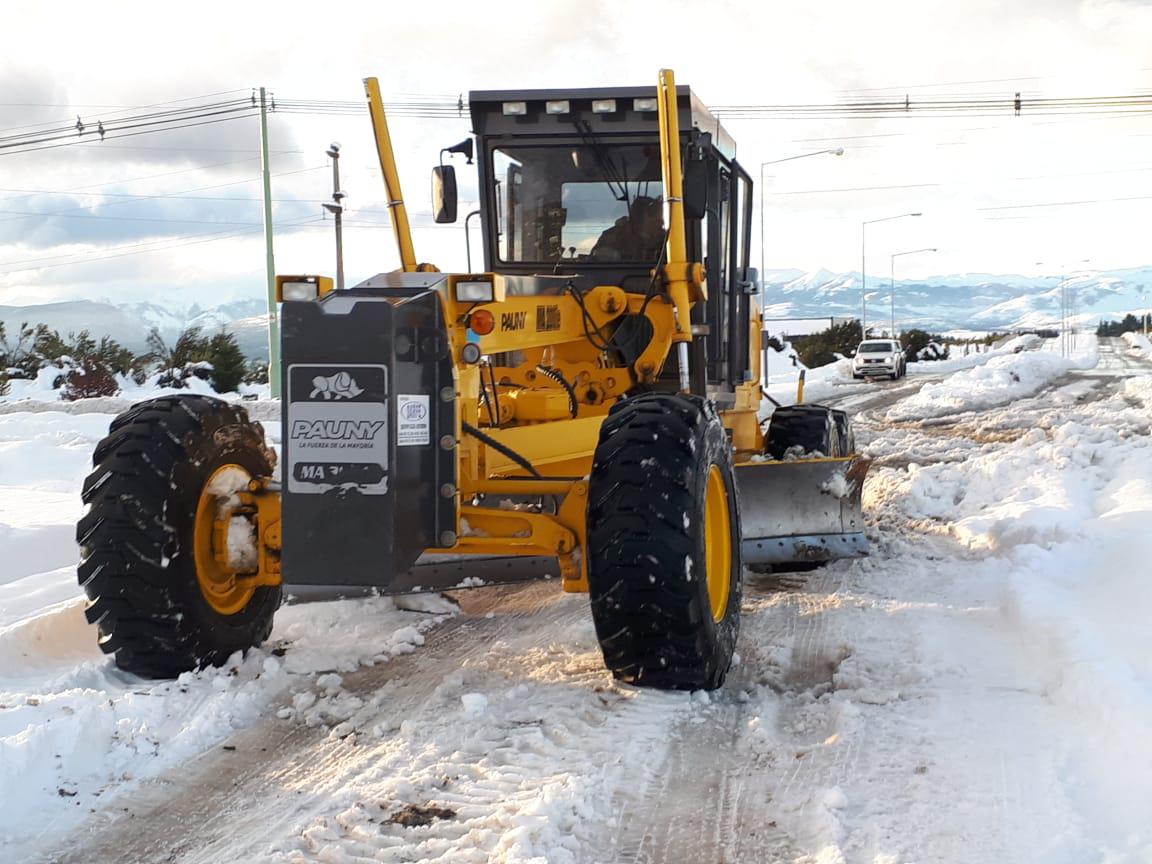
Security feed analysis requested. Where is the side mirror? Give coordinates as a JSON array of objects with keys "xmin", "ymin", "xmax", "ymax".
[
  {"xmin": 432, "ymin": 165, "xmax": 458, "ymax": 224},
  {"xmin": 683, "ymin": 159, "xmax": 708, "ymax": 220}
]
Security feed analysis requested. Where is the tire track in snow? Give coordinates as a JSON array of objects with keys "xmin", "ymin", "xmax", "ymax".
[
  {"xmin": 44, "ymin": 581, "xmax": 572, "ymax": 864},
  {"xmin": 46, "ymin": 581, "xmax": 691, "ymax": 864}
]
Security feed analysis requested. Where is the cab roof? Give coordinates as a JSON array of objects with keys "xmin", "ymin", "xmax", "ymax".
[{"xmin": 468, "ymin": 84, "xmax": 736, "ymax": 161}]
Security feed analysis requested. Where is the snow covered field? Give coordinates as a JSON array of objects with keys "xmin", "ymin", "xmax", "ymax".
[{"xmin": 3, "ymin": 336, "xmax": 1152, "ymax": 863}]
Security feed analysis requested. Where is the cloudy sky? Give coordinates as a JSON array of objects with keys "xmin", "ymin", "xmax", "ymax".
[{"xmin": 2, "ymin": 0, "xmax": 1150, "ymax": 309}]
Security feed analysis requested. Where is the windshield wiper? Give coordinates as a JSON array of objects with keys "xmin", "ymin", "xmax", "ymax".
[{"xmin": 574, "ymin": 120, "xmax": 630, "ymax": 206}]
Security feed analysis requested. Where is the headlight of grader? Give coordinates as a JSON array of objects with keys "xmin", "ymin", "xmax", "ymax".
[
  {"xmin": 276, "ymin": 275, "xmax": 335, "ymax": 302},
  {"xmin": 455, "ymin": 280, "xmax": 496, "ymax": 302}
]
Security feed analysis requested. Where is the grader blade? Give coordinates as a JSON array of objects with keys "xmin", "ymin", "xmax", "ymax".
[{"xmin": 734, "ymin": 458, "xmax": 870, "ymax": 565}]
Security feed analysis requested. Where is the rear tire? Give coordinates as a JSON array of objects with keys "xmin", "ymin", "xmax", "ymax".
[
  {"xmin": 77, "ymin": 395, "xmax": 281, "ymax": 677},
  {"xmin": 829, "ymin": 409, "xmax": 857, "ymax": 457},
  {"xmin": 766, "ymin": 405, "xmax": 840, "ymax": 460},
  {"xmin": 587, "ymin": 393, "xmax": 742, "ymax": 690}
]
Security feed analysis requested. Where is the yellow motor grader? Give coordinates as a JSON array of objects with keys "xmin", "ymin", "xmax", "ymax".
[{"xmin": 77, "ymin": 70, "xmax": 867, "ymax": 690}]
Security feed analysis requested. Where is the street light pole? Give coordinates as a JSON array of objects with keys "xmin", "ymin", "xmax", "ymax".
[
  {"xmin": 862, "ymin": 212, "xmax": 921, "ymax": 338},
  {"xmin": 1036, "ymin": 259, "xmax": 1089, "ymax": 356},
  {"xmin": 759, "ymin": 147, "xmax": 843, "ymax": 383},
  {"xmin": 890, "ymin": 247, "xmax": 937, "ymax": 337}
]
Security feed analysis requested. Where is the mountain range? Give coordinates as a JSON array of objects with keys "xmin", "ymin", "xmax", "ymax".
[
  {"xmin": 759, "ymin": 266, "xmax": 1152, "ymax": 334},
  {"xmin": 3, "ymin": 266, "xmax": 1150, "ymax": 359}
]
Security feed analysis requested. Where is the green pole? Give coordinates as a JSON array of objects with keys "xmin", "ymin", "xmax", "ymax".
[{"xmin": 259, "ymin": 87, "xmax": 281, "ymax": 398}]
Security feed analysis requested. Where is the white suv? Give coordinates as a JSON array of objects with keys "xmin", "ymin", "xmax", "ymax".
[{"xmin": 852, "ymin": 339, "xmax": 906, "ymax": 380}]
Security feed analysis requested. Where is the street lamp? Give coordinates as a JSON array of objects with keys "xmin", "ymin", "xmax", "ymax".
[
  {"xmin": 862, "ymin": 212, "xmax": 921, "ymax": 337},
  {"xmin": 890, "ymin": 247, "xmax": 937, "ymax": 336},
  {"xmin": 758, "ymin": 147, "xmax": 844, "ymax": 382},
  {"xmin": 1036, "ymin": 259, "xmax": 1089, "ymax": 356}
]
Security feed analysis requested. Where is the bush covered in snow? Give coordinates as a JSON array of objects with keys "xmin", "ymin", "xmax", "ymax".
[
  {"xmin": 900, "ymin": 328, "xmax": 949, "ymax": 362},
  {"xmin": 0, "ymin": 320, "xmax": 265, "ymax": 401},
  {"xmin": 146, "ymin": 327, "xmax": 247, "ymax": 395},
  {"xmin": 61, "ymin": 364, "xmax": 120, "ymax": 401}
]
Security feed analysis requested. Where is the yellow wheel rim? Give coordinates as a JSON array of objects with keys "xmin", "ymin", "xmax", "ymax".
[
  {"xmin": 194, "ymin": 464, "xmax": 256, "ymax": 616},
  {"xmin": 703, "ymin": 464, "xmax": 733, "ymax": 623}
]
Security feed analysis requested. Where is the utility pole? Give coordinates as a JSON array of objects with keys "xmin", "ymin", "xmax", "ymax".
[
  {"xmin": 323, "ymin": 143, "xmax": 346, "ymax": 291},
  {"xmin": 259, "ymin": 87, "xmax": 280, "ymax": 398}
]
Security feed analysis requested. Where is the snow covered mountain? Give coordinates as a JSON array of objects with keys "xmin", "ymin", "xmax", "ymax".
[{"xmin": 760, "ymin": 265, "xmax": 1152, "ymax": 331}]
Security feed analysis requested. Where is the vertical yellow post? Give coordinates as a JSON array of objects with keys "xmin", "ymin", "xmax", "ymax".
[
  {"xmin": 364, "ymin": 77, "xmax": 418, "ymax": 272},
  {"xmin": 656, "ymin": 69, "xmax": 699, "ymax": 392},
  {"xmin": 656, "ymin": 70, "xmax": 688, "ymax": 287}
]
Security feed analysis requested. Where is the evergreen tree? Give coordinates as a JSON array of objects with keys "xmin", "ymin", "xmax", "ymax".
[{"xmin": 206, "ymin": 331, "xmax": 246, "ymax": 394}]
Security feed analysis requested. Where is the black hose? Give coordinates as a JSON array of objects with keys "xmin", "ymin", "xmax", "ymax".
[
  {"xmin": 462, "ymin": 421, "xmax": 541, "ymax": 478},
  {"xmin": 536, "ymin": 364, "xmax": 579, "ymax": 418}
]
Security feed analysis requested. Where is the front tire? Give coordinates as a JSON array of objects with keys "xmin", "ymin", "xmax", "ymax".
[
  {"xmin": 587, "ymin": 393, "xmax": 742, "ymax": 690},
  {"xmin": 77, "ymin": 395, "xmax": 281, "ymax": 677}
]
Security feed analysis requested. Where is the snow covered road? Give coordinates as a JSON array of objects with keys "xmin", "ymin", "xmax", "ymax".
[{"xmin": 5, "ymin": 336, "xmax": 1152, "ymax": 863}]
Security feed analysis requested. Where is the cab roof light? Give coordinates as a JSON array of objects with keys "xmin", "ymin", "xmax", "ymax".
[
  {"xmin": 545, "ymin": 100, "xmax": 570, "ymax": 115},
  {"xmin": 633, "ymin": 97, "xmax": 659, "ymax": 112},
  {"xmin": 502, "ymin": 101, "xmax": 528, "ymax": 116},
  {"xmin": 591, "ymin": 99, "xmax": 617, "ymax": 114}
]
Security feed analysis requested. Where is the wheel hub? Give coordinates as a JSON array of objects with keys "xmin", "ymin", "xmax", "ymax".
[
  {"xmin": 703, "ymin": 464, "xmax": 732, "ymax": 623},
  {"xmin": 194, "ymin": 464, "xmax": 258, "ymax": 616}
]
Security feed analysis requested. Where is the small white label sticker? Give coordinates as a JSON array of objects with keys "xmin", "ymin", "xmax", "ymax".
[{"xmin": 397, "ymin": 394, "xmax": 431, "ymax": 446}]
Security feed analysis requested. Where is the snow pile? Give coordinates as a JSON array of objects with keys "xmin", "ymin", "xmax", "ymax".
[
  {"xmin": 1121, "ymin": 330, "xmax": 1152, "ymax": 358},
  {"xmin": 887, "ymin": 347, "xmax": 1092, "ymax": 421},
  {"xmin": 864, "ymin": 370, "xmax": 1152, "ymax": 858}
]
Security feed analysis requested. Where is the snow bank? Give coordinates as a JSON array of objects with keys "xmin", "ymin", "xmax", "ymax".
[
  {"xmin": 1121, "ymin": 330, "xmax": 1152, "ymax": 358},
  {"xmin": 887, "ymin": 348, "xmax": 1092, "ymax": 421},
  {"xmin": 862, "ymin": 366, "xmax": 1152, "ymax": 858}
]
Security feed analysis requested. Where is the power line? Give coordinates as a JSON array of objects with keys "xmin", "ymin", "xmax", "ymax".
[{"xmin": 977, "ymin": 194, "xmax": 1152, "ymax": 211}]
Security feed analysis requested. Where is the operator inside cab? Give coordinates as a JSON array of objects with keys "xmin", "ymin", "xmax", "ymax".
[{"xmin": 590, "ymin": 195, "xmax": 665, "ymax": 262}]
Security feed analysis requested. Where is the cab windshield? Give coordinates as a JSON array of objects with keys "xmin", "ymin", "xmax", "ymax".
[
  {"xmin": 492, "ymin": 143, "xmax": 665, "ymax": 264},
  {"xmin": 859, "ymin": 342, "xmax": 896, "ymax": 353}
]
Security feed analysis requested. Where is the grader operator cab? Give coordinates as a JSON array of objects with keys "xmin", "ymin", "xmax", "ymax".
[{"xmin": 77, "ymin": 71, "xmax": 868, "ymax": 691}]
